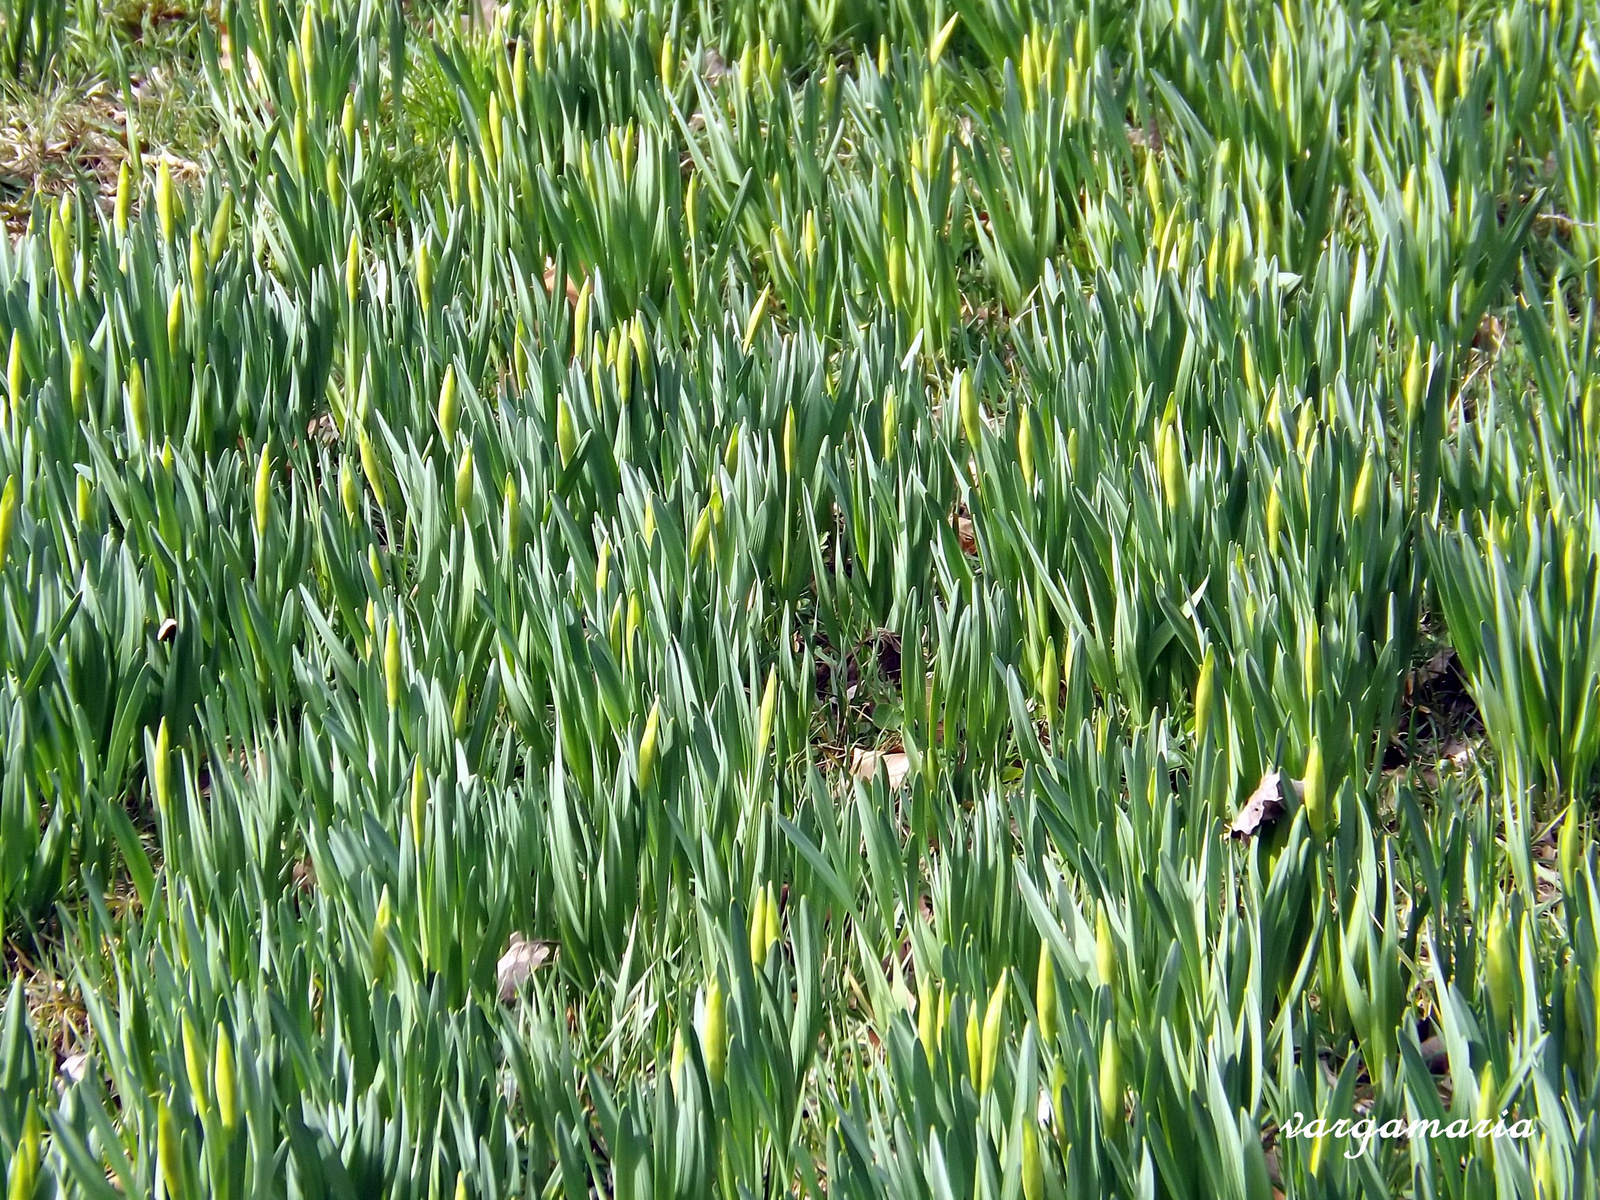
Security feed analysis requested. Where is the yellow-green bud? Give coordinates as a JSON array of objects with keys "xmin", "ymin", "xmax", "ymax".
[
  {"xmin": 453, "ymin": 676, "xmax": 469, "ymax": 737},
  {"xmin": 1158, "ymin": 421, "xmax": 1183, "ymax": 508},
  {"xmin": 959, "ymin": 371, "xmax": 982, "ymax": 451},
  {"xmin": 0, "ymin": 476, "xmax": 16, "ymax": 570},
  {"xmin": 339, "ymin": 459, "xmax": 360, "ymax": 519},
  {"xmin": 254, "ymin": 443, "xmax": 272, "ymax": 538},
  {"xmin": 1039, "ymin": 638, "xmax": 1059, "ymax": 726},
  {"xmin": 153, "ymin": 716, "xmax": 173, "ymax": 815},
  {"xmin": 410, "ymin": 758, "xmax": 427, "ymax": 843},
  {"xmin": 1018, "ymin": 408, "xmax": 1035, "ymax": 487},
  {"xmin": 454, "ymin": 446, "xmax": 474, "ymax": 515},
  {"xmin": 359, "ymin": 430, "xmax": 386, "ymax": 509},
  {"xmin": 502, "ymin": 475, "xmax": 520, "ymax": 552},
  {"xmin": 784, "ymin": 405, "xmax": 799, "ymax": 477},
  {"xmin": 126, "ymin": 360, "xmax": 148, "ymax": 443},
  {"xmin": 157, "ymin": 159, "xmax": 177, "ymax": 241},
  {"xmin": 1403, "ymin": 339, "xmax": 1426, "ymax": 424},
  {"xmin": 371, "ymin": 886, "xmax": 393, "ymax": 983},
  {"xmin": 743, "ymin": 284, "xmax": 772, "ymax": 351},
  {"xmin": 757, "ymin": 666, "xmax": 779, "ymax": 761},
  {"xmin": 416, "ymin": 241, "xmax": 433, "ymax": 313},
  {"xmin": 1036, "ymin": 941, "xmax": 1056, "ymax": 1045},
  {"xmin": 702, "ymin": 978, "xmax": 726, "ymax": 1086},
  {"xmin": 384, "ymin": 621, "xmax": 403, "ymax": 710},
  {"xmin": 1021, "ymin": 1120, "xmax": 1043, "ymax": 1200},
  {"xmin": 158, "ymin": 1098, "xmax": 182, "ymax": 1195},
  {"xmin": 1098, "ymin": 1022, "xmax": 1123, "ymax": 1131},
  {"xmin": 181, "ymin": 1013, "xmax": 208, "ymax": 1118},
  {"xmin": 1095, "ymin": 902, "xmax": 1117, "ymax": 993},
  {"xmin": 918, "ymin": 977, "xmax": 938, "ymax": 1060},
  {"xmin": 660, "ymin": 34, "xmax": 676, "ymax": 90},
  {"xmin": 207, "ymin": 189, "xmax": 234, "ymax": 265},
  {"xmin": 1351, "ymin": 455, "xmax": 1376, "ymax": 522},
  {"xmin": 638, "ymin": 698, "xmax": 661, "ymax": 790},
  {"xmin": 1559, "ymin": 806, "xmax": 1581, "ymax": 896},
  {"xmin": 1302, "ymin": 736, "xmax": 1329, "ymax": 840},
  {"xmin": 1486, "ymin": 903, "xmax": 1515, "ymax": 1027},
  {"xmin": 115, "ymin": 161, "xmax": 132, "ymax": 239},
  {"xmin": 7, "ymin": 331, "xmax": 23, "ymax": 419},
  {"xmin": 965, "ymin": 1002, "xmax": 982, "ymax": 1083},
  {"xmin": 215, "ymin": 1022, "xmax": 238, "ymax": 1132},
  {"xmin": 749, "ymin": 888, "xmax": 769, "ymax": 969},
  {"xmin": 979, "ymin": 975, "xmax": 1007, "ymax": 1095},
  {"xmin": 557, "ymin": 397, "xmax": 577, "ymax": 467},
  {"xmin": 69, "ymin": 343, "xmax": 86, "ymax": 417},
  {"xmin": 1194, "ymin": 645, "xmax": 1216, "ymax": 741}
]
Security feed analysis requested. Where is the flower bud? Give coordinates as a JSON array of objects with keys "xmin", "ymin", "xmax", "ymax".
[
  {"xmin": 959, "ymin": 371, "xmax": 981, "ymax": 451},
  {"xmin": 638, "ymin": 699, "xmax": 661, "ymax": 790},
  {"xmin": 254, "ymin": 442, "xmax": 272, "ymax": 538},
  {"xmin": 964, "ymin": 1002, "xmax": 981, "ymax": 1083},
  {"xmin": 1194, "ymin": 645, "xmax": 1216, "ymax": 742},
  {"xmin": 384, "ymin": 621, "xmax": 403, "ymax": 711},
  {"xmin": 207, "ymin": 189, "xmax": 234, "ymax": 265},
  {"xmin": 454, "ymin": 446, "xmax": 474, "ymax": 515},
  {"xmin": 660, "ymin": 34, "xmax": 676, "ymax": 90},
  {"xmin": 215, "ymin": 1021, "xmax": 238, "ymax": 1132},
  {"xmin": 416, "ymin": 241, "xmax": 433, "ymax": 313},
  {"xmin": 0, "ymin": 475, "xmax": 16, "ymax": 570},
  {"xmin": 918, "ymin": 977, "xmax": 938, "ymax": 1060},
  {"xmin": 756, "ymin": 666, "xmax": 779, "ymax": 761},
  {"xmin": 502, "ymin": 474, "xmax": 520, "ymax": 553},
  {"xmin": 371, "ymin": 886, "xmax": 393, "ymax": 983},
  {"xmin": 1351, "ymin": 454, "xmax": 1376, "ymax": 522},
  {"xmin": 1039, "ymin": 638, "xmax": 1058, "ymax": 726},
  {"xmin": 181, "ymin": 1013, "xmax": 208, "ymax": 1118},
  {"xmin": 1021, "ymin": 1120, "xmax": 1043, "ymax": 1200},
  {"xmin": 157, "ymin": 159, "xmax": 176, "ymax": 241},
  {"xmin": 1098, "ymin": 1022, "xmax": 1123, "ymax": 1132},
  {"xmin": 701, "ymin": 978, "xmax": 726, "ymax": 1086},
  {"xmin": 749, "ymin": 888, "xmax": 769, "ymax": 969},
  {"xmin": 158, "ymin": 1098, "xmax": 182, "ymax": 1194},
  {"xmin": 1095, "ymin": 902, "xmax": 1117, "ymax": 993},
  {"xmin": 1018, "ymin": 408, "xmax": 1035, "ymax": 487},
  {"xmin": 410, "ymin": 758, "xmax": 427, "ymax": 843},
  {"xmin": 979, "ymin": 975, "xmax": 1007, "ymax": 1095},
  {"xmin": 1035, "ymin": 940, "xmax": 1056, "ymax": 1045},
  {"xmin": 115, "ymin": 161, "xmax": 132, "ymax": 239},
  {"xmin": 1302, "ymin": 736, "xmax": 1329, "ymax": 840},
  {"xmin": 339, "ymin": 458, "xmax": 360, "ymax": 520},
  {"xmin": 153, "ymin": 717, "xmax": 173, "ymax": 816},
  {"xmin": 1158, "ymin": 420, "xmax": 1183, "ymax": 509},
  {"xmin": 1486, "ymin": 903, "xmax": 1515, "ymax": 1027},
  {"xmin": 359, "ymin": 430, "xmax": 386, "ymax": 508},
  {"xmin": 743, "ymin": 284, "xmax": 771, "ymax": 351},
  {"xmin": 557, "ymin": 397, "xmax": 577, "ymax": 467},
  {"xmin": 1403, "ymin": 339, "xmax": 1426, "ymax": 424},
  {"xmin": 1559, "ymin": 805, "xmax": 1580, "ymax": 896}
]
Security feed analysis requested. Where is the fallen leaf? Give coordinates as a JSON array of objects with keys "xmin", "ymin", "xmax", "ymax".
[
  {"xmin": 954, "ymin": 514, "xmax": 977, "ymax": 555},
  {"xmin": 851, "ymin": 748, "xmax": 911, "ymax": 790},
  {"xmin": 1228, "ymin": 770, "xmax": 1301, "ymax": 842},
  {"xmin": 498, "ymin": 934, "xmax": 557, "ymax": 1001}
]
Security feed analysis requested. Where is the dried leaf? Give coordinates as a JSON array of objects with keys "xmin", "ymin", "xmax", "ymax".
[
  {"xmin": 851, "ymin": 748, "xmax": 911, "ymax": 790},
  {"xmin": 498, "ymin": 934, "xmax": 557, "ymax": 1001},
  {"xmin": 1228, "ymin": 770, "xmax": 1300, "ymax": 841}
]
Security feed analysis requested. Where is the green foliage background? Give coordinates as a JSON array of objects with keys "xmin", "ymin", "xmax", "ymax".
[{"xmin": 1, "ymin": 0, "xmax": 1599, "ymax": 1196}]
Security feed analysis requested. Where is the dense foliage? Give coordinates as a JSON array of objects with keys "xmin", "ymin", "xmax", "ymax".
[{"xmin": 1, "ymin": 0, "xmax": 1599, "ymax": 1196}]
